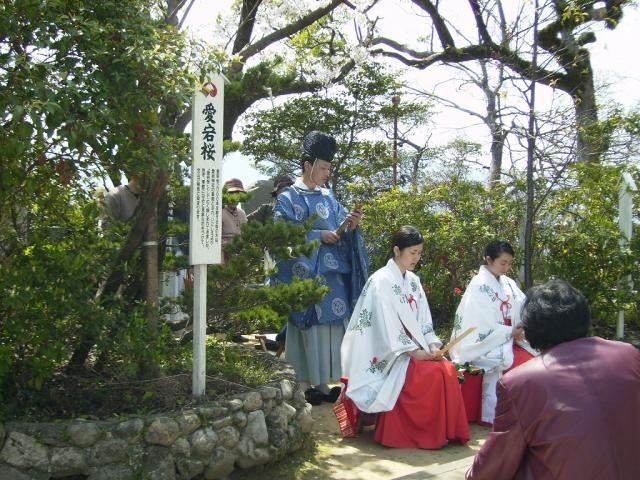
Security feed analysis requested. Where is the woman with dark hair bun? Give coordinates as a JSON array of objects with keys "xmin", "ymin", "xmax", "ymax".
[
  {"xmin": 449, "ymin": 240, "xmax": 537, "ymax": 425},
  {"xmin": 340, "ymin": 226, "xmax": 469, "ymax": 448}
]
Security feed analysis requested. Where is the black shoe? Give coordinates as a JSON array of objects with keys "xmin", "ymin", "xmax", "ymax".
[
  {"xmin": 304, "ymin": 387, "xmax": 324, "ymax": 406},
  {"xmin": 324, "ymin": 386, "xmax": 341, "ymax": 403}
]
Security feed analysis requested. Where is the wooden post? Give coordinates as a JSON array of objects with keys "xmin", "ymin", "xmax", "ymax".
[
  {"xmin": 190, "ymin": 75, "xmax": 224, "ymax": 398},
  {"xmin": 192, "ymin": 264, "xmax": 207, "ymax": 397}
]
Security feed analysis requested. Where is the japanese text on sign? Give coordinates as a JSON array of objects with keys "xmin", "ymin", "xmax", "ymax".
[{"xmin": 190, "ymin": 76, "xmax": 224, "ymax": 265}]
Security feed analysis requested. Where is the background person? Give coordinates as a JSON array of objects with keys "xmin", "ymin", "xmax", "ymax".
[
  {"xmin": 221, "ymin": 178, "xmax": 248, "ymax": 259},
  {"xmin": 466, "ymin": 279, "xmax": 640, "ymax": 479},
  {"xmin": 101, "ymin": 174, "xmax": 140, "ymax": 222},
  {"xmin": 341, "ymin": 226, "xmax": 469, "ymax": 448},
  {"xmin": 248, "ymin": 175, "xmax": 295, "ymax": 349},
  {"xmin": 247, "ymin": 175, "xmax": 294, "ymax": 224},
  {"xmin": 449, "ymin": 240, "xmax": 537, "ymax": 425},
  {"xmin": 272, "ymin": 131, "xmax": 368, "ymax": 404}
]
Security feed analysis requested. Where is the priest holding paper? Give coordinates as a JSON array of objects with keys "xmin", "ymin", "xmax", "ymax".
[
  {"xmin": 272, "ymin": 131, "xmax": 369, "ymax": 405},
  {"xmin": 341, "ymin": 226, "xmax": 469, "ymax": 449},
  {"xmin": 449, "ymin": 240, "xmax": 538, "ymax": 425}
]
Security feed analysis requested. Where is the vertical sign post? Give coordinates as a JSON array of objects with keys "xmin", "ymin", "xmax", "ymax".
[
  {"xmin": 617, "ymin": 172, "xmax": 636, "ymax": 339},
  {"xmin": 190, "ymin": 76, "xmax": 224, "ymax": 398}
]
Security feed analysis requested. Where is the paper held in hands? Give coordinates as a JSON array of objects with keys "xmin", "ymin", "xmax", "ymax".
[
  {"xmin": 335, "ymin": 204, "xmax": 363, "ymax": 236},
  {"xmin": 438, "ymin": 327, "xmax": 477, "ymax": 356}
]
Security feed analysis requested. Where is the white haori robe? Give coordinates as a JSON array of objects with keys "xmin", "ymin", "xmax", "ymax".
[
  {"xmin": 341, "ymin": 259, "xmax": 441, "ymax": 414},
  {"xmin": 449, "ymin": 265, "xmax": 538, "ymax": 423}
]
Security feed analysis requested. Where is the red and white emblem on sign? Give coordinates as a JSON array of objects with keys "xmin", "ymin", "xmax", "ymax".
[{"xmin": 202, "ymin": 82, "xmax": 218, "ymax": 97}]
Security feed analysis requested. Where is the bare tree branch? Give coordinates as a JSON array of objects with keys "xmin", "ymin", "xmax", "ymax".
[
  {"xmin": 468, "ymin": 0, "xmax": 493, "ymax": 46},
  {"xmin": 372, "ymin": 37, "xmax": 569, "ymax": 91},
  {"xmin": 407, "ymin": 85, "xmax": 487, "ymax": 121},
  {"xmin": 232, "ymin": 0, "xmax": 263, "ymax": 55},
  {"xmin": 237, "ymin": 0, "xmax": 348, "ymax": 64},
  {"xmin": 177, "ymin": 0, "xmax": 197, "ymax": 30},
  {"xmin": 371, "ymin": 36, "xmax": 434, "ymax": 58},
  {"xmin": 411, "ymin": 0, "xmax": 456, "ymax": 50}
]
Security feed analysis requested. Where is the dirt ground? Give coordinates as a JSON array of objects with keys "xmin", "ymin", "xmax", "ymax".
[
  {"xmin": 300, "ymin": 401, "xmax": 489, "ymax": 480},
  {"xmin": 229, "ymin": 339, "xmax": 489, "ymax": 480}
]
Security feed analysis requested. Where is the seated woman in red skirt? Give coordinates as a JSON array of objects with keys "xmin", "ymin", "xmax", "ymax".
[
  {"xmin": 449, "ymin": 240, "xmax": 538, "ymax": 425},
  {"xmin": 340, "ymin": 226, "xmax": 469, "ymax": 449}
]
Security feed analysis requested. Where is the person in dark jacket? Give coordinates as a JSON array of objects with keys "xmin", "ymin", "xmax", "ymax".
[{"xmin": 247, "ymin": 175, "xmax": 294, "ymax": 224}]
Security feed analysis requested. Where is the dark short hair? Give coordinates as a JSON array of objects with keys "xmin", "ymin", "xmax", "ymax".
[
  {"xmin": 484, "ymin": 240, "xmax": 515, "ymax": 262},
  {"xmin": 522, "ymin": 279, "xmax": 591, "ymax": 351},
  {"xmin": 389, "ymin": 226, "xmax": 424, "ymax": 259}
]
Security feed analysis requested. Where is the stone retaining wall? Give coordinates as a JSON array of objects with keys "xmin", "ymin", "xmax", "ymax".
[{"xmin": 0, "ymin": 376, "xmax": 313, "ymax": 480}]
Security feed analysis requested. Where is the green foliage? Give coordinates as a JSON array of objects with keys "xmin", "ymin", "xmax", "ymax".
[
  {"xmin": 222, "ymin": 190, "xmax": 251, "ymax": 206},
  {"xmin": 95, "ymin": 303, "xmax": 175, "ymax": 378},
  {"xmin": 0, "ymin": 186, "xmax": 180, "ymax": 404},
  {"xmin": 166, "ymin": 339, "xmax": 276, "ymax": 388},
  {"xmin": 177, "ymin": 218, "xmax": 328, "ymax": 336},
  {"xmin": 0, "ymin": 0, "xmax": 211, "ymax": 400},
  {"xmin": 241, "ymin": 62, "xmax": 432, "ymax": 197},
  {"xmin": 360, "ymin": 178, "xmax": 522, "ymax": 326},
  {"xmin": 433, "ymin": 138, "xmax": 483, "ymax": 180},
  {"xmin": 535, "ymin": 164, "xmax": 640, "ymax": 326},
  {"xmin": 1, "ymin": 190, "xmax": 102, "ymax": 397}
]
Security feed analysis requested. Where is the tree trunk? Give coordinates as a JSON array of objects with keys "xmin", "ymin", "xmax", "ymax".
[
  {"xmin": 140, "ymin": 204, "xmax": 160, "ymax": 377},
  {"xmin": 523, "ymin": 1, "xmax": 540, "ymax": 290},
  {"xmin": 571, "ymin": 61, "xmax": 599, "ymax": 163},
  {"xmin": 488, "ymin": 126, "xmax": 505, "ymax": 189},
  {"xmin": 144, "ymin": 205, "xmax": 159, "ymax": 334},
  {"xmin": 67, "ymin": 172, "xmax": 169, "ymax": 368}
]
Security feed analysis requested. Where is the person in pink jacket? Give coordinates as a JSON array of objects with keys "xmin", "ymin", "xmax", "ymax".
[{"xmin": 467, "ymin": 279, "xmax": 640, "ymax": 480}]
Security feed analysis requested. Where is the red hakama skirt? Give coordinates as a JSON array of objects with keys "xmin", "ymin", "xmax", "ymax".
[
  {"xmin": 460, "ymin": 371, "xmax": 483, "ymax": 423},
  {"xmin": 503, "ymin": 316, "xmax": 535, "ymax": 375},
  {"xmin": 374, "ymin": 359, "xmax": 470, "ymax": 449},
  {"xmin": 504, "ymin": 344, "xmax": 534, "ymax": 374}
]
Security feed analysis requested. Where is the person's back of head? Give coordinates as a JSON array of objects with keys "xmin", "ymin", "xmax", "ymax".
[{"xmin": 522, "ymin": 279, "xmax": 591, "ymax": 351}]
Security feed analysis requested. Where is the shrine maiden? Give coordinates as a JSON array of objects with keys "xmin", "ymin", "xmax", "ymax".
[
  {"xmin": 342, "ymin": 226, "xmax": 468, "ymax": 448},
  {"xmin": 449, "ymin": 240, "xmax": 537, "ymax": 424}
]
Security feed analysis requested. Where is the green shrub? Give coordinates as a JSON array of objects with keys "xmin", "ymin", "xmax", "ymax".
[
  {"xmin": 359, "ymin": 178, "xmax": 522, "ymax": 328},
  {"xmin": 535, "ymin": 164, "xmax": 640, "ymax": 328}
]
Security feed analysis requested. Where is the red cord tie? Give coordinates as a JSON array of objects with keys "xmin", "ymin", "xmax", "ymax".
[
  {"xmin": 406, "ymin": 293, "xmax": 417, "ymax": 310},
  {"xmin": 496, "ymin": 292, "xmax": 512, "ymax": 325}
]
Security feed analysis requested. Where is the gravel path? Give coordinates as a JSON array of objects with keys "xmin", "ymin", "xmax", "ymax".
[{"xmin": 308, "ymin": 401, "xmax": 489, "ymax": 479}]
